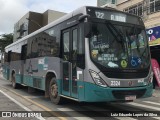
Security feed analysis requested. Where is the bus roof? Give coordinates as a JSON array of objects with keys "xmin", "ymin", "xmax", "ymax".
[{"xmin": 6, "ymin": 6, "xmax": 141, "ymax": 50}]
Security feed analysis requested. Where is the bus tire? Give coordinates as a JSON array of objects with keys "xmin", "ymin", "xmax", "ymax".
[
  {"xmin": 11, "ymin": 73, "xmax": 18, "ymax": 89},
  {"xmin": 49, "ymin": 78, "xmax": 63, "ymax": 104}
]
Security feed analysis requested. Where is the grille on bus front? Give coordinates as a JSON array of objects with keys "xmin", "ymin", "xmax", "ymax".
[{"xmin": 112, "ymin": 89, "xmax": 146, "ymax": 99}]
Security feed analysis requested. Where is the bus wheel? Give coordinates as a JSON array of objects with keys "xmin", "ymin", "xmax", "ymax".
[
  {"xmin": 49, "ymin": 78, "xmax": 63, "ymax": 104},
  {"xmin": 12, "ymin": 73, "xmax": 18, "ymax": 89}
]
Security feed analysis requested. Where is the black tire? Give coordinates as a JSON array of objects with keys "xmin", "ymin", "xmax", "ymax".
[
  {"xmin": 11, "ymin": 73, "xmax": 18, "ymax": 89},
  {"xmin": 49, "ymin": 78, "xmax": 63, "ymax": 104}
]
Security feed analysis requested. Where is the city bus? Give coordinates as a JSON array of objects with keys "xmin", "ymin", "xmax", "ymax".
[{"xmin": 2, "ymin": 6, "xmax": 153, "ymax": 104}]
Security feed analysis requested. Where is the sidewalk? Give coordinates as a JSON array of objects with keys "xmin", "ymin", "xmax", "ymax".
[
  {"xmin": 0, "ymin": 91, "xmax": 26, "ymax": 111},
  {"xmin": 0, "ymin": 90, "xmax": 37, "ymax": 120},
  {"xmin": 0, "ymin": 73, "xmax": 36, "ymax": 119}
]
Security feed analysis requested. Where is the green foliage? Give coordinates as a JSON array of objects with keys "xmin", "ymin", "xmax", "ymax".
[{"xmin": 0, "ymin": 33, "xmax": 13, "ymax": 52}]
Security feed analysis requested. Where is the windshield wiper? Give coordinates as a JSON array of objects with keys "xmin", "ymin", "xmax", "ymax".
[
  {"xmin": 105, "ymin": 21, "xmax": 124, "ymax": 42},
  {"xmin": 105, "ymin": 21, "xmax": 126, "ymax": 53}
]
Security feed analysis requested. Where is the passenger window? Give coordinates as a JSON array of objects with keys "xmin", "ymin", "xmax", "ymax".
[
  {"xmin": 72, "ymin": 29, "xmax": 78, "ymax": 60},
  {"xmin": 63, "ymin": 32, "xmax": 70, "ymax": 61}
]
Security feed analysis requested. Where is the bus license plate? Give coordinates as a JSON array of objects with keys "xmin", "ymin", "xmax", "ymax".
[{"xmin": 125, "ymin": 95, "xmax": 136, "ymax": 101}]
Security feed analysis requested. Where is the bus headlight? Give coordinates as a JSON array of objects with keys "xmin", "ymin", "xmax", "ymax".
[
  {"xmin": 149, "ymin": 75, "xmax": 153, "ymax": 83},
  {"xmin": 149, "ymin": 71, "xmax": 153, "ymax": 83},
  {"xmin": 89, "ymin": 70, "xmax": 107, "ymax": 87}
]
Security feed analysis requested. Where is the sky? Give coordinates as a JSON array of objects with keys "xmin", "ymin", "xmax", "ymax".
[{"xmin": 0, "ymin": 0, "xmax": 97, "ymax": 35}]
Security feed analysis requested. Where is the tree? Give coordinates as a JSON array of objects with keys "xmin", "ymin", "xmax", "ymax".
[{"xmin": 0, "ymin": 33, "xmax": 13, "ymax": 52}]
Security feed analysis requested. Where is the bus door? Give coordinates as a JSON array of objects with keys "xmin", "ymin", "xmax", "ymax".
[
  {"xmin": 62, "ymin": 27, "xmax": 79, "ymax": 98},
  {"xmin": 21, "ymin": 44, "xmax": 27, "ymax": 83}
]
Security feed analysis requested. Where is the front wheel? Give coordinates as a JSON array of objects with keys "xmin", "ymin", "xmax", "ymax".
[{"xmin": 49, "ymin": 78, "xmax": 63, "ymax": 104}]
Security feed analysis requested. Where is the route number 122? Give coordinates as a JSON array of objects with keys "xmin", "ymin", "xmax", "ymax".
[{"xmin": 95, "ymin": 12, "xmax": 104, "ymax": 19}]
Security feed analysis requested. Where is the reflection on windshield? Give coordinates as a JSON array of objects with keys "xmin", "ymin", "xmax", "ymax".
[{"xmin": 89, "ymin": 22, "xmax": 149, "ymax": 69}]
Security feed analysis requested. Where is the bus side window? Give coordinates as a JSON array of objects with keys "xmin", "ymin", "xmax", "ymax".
[
  {"xmin": 63, "ymin": 32, "xmax": 70, "ymax": 61},
  {"xmin": 21, "ymin": 44, "xmax": 27, "ymax": 60},
  {"xmin": 27, "ymin": 38, "xmax": 32, "ymax": 58},
  {"xmin": 31, "ymin": 38, "xmax": 38, "ymax": 58},
  {"xmin": 72, "ymin": 29, "xmax": 77, "ymax": 60},
  {"xmin": 4, "ymin": 52, "xmax": 8, "ymax": 62},
  {"xmin": 8, "ymin": 51, "xmax": 12, "ymax": 62}
]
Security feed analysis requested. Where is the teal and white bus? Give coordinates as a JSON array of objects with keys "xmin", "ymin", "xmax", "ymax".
[{"xmin": 2, "ymin": 6, "xmax": 153, "ymax": 104}]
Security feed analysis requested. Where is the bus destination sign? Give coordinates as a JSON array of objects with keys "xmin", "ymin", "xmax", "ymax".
[
  {"xmin": 87, "ymin": 7, "xmax": 141, "ymax": 25},
  {"xmin": 95, "ymin": 11, "xmax": 126, "ymax": 22},
  {"xmin": 110, "ymin": 14, "xmax": 126, "ymax": 22}
]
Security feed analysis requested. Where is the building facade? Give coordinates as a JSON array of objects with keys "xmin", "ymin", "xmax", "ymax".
[
  {"xmin": 13, "ymin": 10, "xmax": 66, "ymax": 42},
  {"xmin": 97, "ymin": 0, "xmax": 160, "ymax": 28},
  {"xmin": 97, "ymin": 0, "xmax": 117, "ymax": 8},
  {"xmin": 97, "ymin": 0, "xmax": 160, "ymax": 46}
]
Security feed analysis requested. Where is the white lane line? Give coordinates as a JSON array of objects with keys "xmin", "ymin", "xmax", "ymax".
[
  {"xmin": 114, "ymin": 117, "xmax": 137, "ymax": 120},
  {"xmin": 152, "ymin": 117, "xmax": 160, "ymax": 120},
  {"xmin": 73, "ymin": 117, "xmax": 94, "ymax": 120},
  {"xmin": 23, "ymin": 96, "xmax": 43, "ymax": 99},
  {"xmin": 57, "ymin": 108, "xmax": 94, "ymax": 120},
  {"xmin": 143, "ymin": 101, "xmax": 160, "ymax": 106},
  {"xmin": 57, "ymin": 108, "xmax": 74, "ymax": 111},
  {"xmin": 0, "ymin": 90, "xmax": 45, "ymax": 120},
  {"xmin": 127, "ymin": 102, "xmax": 160, "ymax": 111},
  {"xmin": 141, "ymin": 101, "xmax": 160, "ymax": 120}
]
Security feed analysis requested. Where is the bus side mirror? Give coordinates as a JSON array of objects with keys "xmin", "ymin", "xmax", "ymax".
[{"xmin": 78, "ymin": 14, "xmax": 90, "ymax": 22}]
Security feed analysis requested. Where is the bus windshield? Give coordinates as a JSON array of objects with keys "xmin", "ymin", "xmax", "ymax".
[{"xmin": 89, "ymin": 22, "xmax": 150, "ymax": 69}]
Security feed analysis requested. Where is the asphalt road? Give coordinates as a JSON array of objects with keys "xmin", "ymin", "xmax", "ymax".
[{"xmin": 0, "ymin": 73, "xmax": 160, "ymax": 120}]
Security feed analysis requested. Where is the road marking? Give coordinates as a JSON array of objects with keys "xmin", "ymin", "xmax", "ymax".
[
  {"xmin": 23, "ymin": 96, "xmax": 43, "ymax": 99},
  {"xmin": 115, "ymin": 117, "xmax": 137, "ymax": 120},
  {"xmin": 141, "ymin": 101, "xmax": 160, "ymax": 120},
  {"xmin": 57, "ymin": 108, "xmax": 94, "ymax": 120},
  {"xmin": 143, "ymin": 101, "xmax": 160, "ymax": 106},
  {"xmin": 151, "ymin": 117, "xmax": 160, "ymax": 120},
  {"xmin": 83, "ymin": 106, "xmax": 137, "ymax": 120},
  {"xmin": 57, "ymin": 108, "xmax": 74, "ymax": 111},
  {"xmin": 1, "ymin": 87, "xmax": 67, "ymax": 120},
  {"xmin": 73, "ymin": 117, "xmax": 94, "ymax": 120},
  {"xmin": 0, "ymin": 90, "xmax": 45, "ymax": 120},
  {"xmin": 127, "ymin": 102, "xmax": 160, "ymax": 111}
]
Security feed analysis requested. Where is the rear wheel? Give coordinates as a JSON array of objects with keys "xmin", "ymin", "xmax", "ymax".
[
  {"xmin": 12, "ymin": 73, "xmax": 18, "ymax": 89},
  {"xmin": 49, "ymin": 78, "xmax": 63, "ymax": 104}
]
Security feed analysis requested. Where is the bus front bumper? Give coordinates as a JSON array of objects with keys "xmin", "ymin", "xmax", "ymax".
[{"xmin": 82, "ymin": 82, "xmax": 153, "ymax": 102}]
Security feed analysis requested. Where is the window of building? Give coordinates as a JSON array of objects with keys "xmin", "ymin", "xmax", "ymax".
[
  {"xmin": 155, "ymin": 0, "xmax": 160, "ymax": 11},
  {"xmin": 149, "ymin": 0, "xmax": 160, "ymax": 13},
  {"xmin": 138, "ymin": 4, "xmax": 143, "ymax": 16},
  {"xmin": 124, "ymin": 3, "xmax": 143, "ymax": 17},
  {"xmin": 98, "ymin": 0, "xmax": 117, "ymax": 7},
  {"xmin": 150, "ymin": 0, "xmax": 155, "ymax": 13}
]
